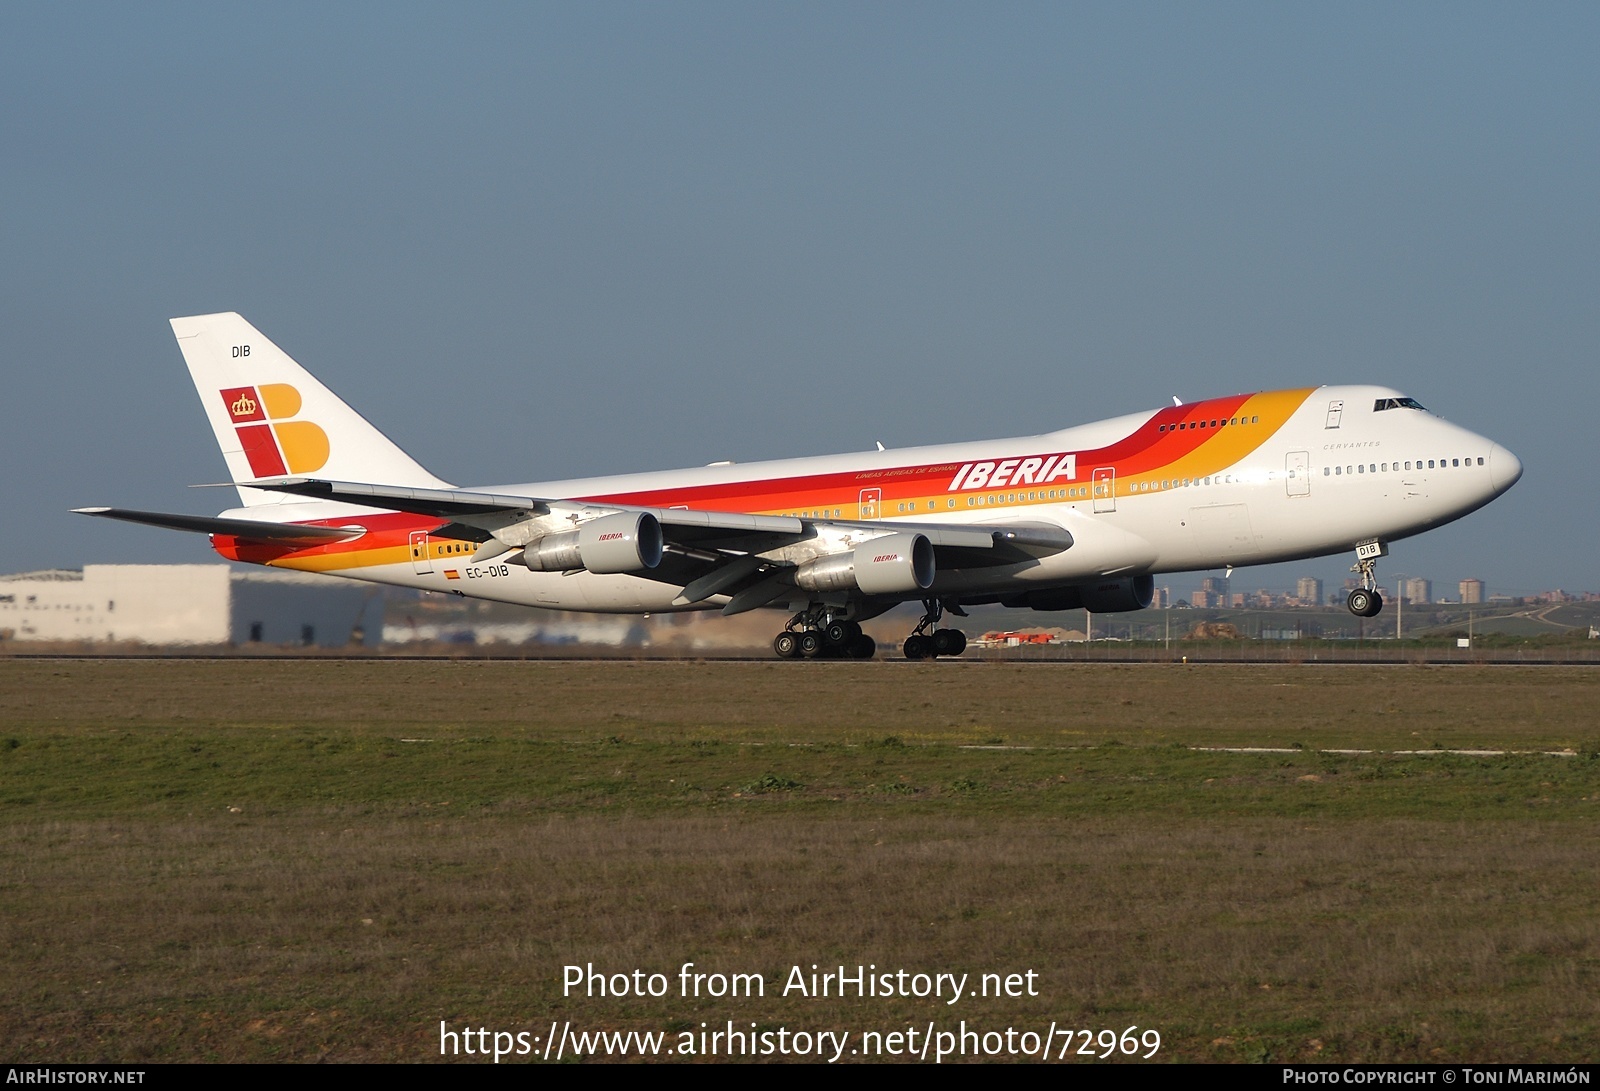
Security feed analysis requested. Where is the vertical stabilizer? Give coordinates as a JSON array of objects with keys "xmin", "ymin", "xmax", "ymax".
[{"xmin": 170, "ymin": 312, "xmax": 451, "ymax": 506}]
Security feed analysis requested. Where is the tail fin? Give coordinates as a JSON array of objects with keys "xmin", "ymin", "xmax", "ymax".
[{"xmin": 170, "ymin": 312, "xmax": 451, "ymax": 507}]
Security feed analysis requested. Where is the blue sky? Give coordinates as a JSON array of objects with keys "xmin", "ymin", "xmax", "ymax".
[{"xmin": 3, "ymin": 3, "xmax": 1595, "ymax": 598}]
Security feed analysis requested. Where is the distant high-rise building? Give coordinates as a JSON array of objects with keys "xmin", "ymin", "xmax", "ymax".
[
  {"xmin": 1404, "ymin": 578, "xmax": 1432, "ymax": 605},
  {"xmin": 1152, "ymin": 586, "xmax": 1171, "ymax": 608},
  {"xmin": 1296, "ymin": 577, "xmax": 1323, "ymax": 605},
  {"xmin": 1460, "ymin": 578, "xmax": 1485, "ymax": 604}
]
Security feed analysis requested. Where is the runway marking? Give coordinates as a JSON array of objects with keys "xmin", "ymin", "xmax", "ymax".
[
  {"xmin": 950, "ymin": 744, "xmax": 1580, "ymax": 757},
  {"xmin": 1192, "ymin": 747, "xmax": 1578, "ymax": 757}
]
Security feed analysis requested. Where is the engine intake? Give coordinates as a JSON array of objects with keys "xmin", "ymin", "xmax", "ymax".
[
  {"xmin": 794, "ymin": 531, "xmax": 935, "ymax": 595},
  {"xmin": 518, "ymin": 511, "xmax": 664, "ymax": 574}
]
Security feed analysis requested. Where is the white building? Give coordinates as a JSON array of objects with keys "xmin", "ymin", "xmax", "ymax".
[{"xmin": 0, "ymin": 565, "xmax": 382, "ymax": 647}]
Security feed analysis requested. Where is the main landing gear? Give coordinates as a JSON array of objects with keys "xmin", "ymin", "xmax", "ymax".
[
  {"xmin": 772, "ymin": 607, "xmax": 877, "ymax": 659},
  {"xmin": 1345, "ymin": 541, "xmax": 1387, "ymax": 618},
  {"xmin": 902, "ymin": 599, "xmax": 968, "ymax": 661}
]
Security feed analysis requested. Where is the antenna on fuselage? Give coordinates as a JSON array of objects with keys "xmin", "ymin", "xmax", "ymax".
[{"xmin": 1172, "ymin": 396, "xmax": 1183, "ymax": 406}]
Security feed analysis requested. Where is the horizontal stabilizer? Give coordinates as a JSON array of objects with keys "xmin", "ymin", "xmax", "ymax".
[{"xmin": 73, "ymin": 507, "xmax": 363, "ymax": 545}]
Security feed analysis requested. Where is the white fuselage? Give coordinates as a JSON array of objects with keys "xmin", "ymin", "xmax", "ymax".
[{"xmin": 235, "ymin": 384, "xmax": 1520, "ymax": 614}]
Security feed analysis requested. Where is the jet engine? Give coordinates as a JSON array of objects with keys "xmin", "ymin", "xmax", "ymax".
[
  {"xmin": 517, "ymin": 511, "xmax": 664, "ymax": 574},
  {"xmin": 793, "ymin": 531, "xmax": 935, "ymax": 595}
]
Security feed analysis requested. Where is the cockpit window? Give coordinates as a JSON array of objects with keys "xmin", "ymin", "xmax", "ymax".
[{"xmin": 1374, "ymin": 397, "xmax": 1427, "ymax": 412}]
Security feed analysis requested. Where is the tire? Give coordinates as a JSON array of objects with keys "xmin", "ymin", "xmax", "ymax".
[
  {"xmin": 847, "ymin": 634, "xmax": 877, "ymax": 659},
  {"xmin": 903, "ymin": 635, "xmax": 933, "ymax": 660},
  {"xmin": 799, "ymin": 630, "xmax": 824, "ymax": 658},
  {"xmin": 932, "ymin": 628, "xmax": 966, "ymax": 656},
  {"xmin": 773, "ymin": 631, "xmax": 799, "ymax": 658},
  {"xmin": 1347, "ymin": 588, "xmax": 1380, "ymax": 617},
  {"xmin": 824, "ymin": 621, "xmax": 850, "ymax": 646}
]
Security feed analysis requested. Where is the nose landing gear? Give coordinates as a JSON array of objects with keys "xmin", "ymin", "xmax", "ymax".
[{"xmin": 1346, "ymin": 540, "xmax": 1387, "ymax": 617}]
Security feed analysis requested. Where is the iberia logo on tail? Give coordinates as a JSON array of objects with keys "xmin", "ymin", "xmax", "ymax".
[{"xmin": 218, "ymin": 384, "xmax": 329, "ymax": 476}]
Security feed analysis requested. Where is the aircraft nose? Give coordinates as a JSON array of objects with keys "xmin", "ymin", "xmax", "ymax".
[{"xmin": 1488, "ymin": 443, "xmax": 1523, "ymax": 493}]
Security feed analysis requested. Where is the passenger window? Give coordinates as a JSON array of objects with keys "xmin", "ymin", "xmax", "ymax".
[{"xmin": 1452, "ymin": 458, "xmax": 1459, "ymax": 467}]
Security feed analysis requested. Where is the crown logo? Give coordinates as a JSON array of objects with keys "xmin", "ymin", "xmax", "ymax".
[{"xmin": 231, "ymin": 393, "xmax": 257, "ymax": 418}]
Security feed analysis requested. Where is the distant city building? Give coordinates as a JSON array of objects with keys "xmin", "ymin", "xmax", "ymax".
[
  {"xmin": 1459, "ymin": 578, "xmax": 1486, "ymax": 604},
  {"xmin": 0, "ymin": 565, "xmax": 382, "ymax": 647},
  {"xmin": 1191, "ymin": 576, "xmax": 1227, "ymax": 609},
  {"xmin": 1404, "ymin": 578, "xmax": 1432, "ymax": 605},
  {"xmin": 1296, "ymin": 577, "xmax": 1323, "ymax": 606},
  {"xmin": 1152, "ymin": 586, "xmax": 1171, "ymax": 609}
]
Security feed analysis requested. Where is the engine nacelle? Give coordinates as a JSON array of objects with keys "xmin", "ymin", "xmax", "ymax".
[
  {"xmin": 1004, "ymin": 574, "xmax": 1154, "ymax": 613},
  {"xmin": 793, "ymin": 531, "xmax": 935, "ymax": 595},
  {"xmin": 517, "ymin": 511, "xmax": 664, "ymax": 574}
]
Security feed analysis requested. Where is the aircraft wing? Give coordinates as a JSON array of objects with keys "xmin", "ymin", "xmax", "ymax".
[
  {"xmin": 220, "ymin": 476, "xmax": 1074, "ymax": 610},
  {"xmin": 73, "ymin": 507, "xmax": 363, "ymax": 545},
  {"xmin": 243, "ymin": 476, "xmax": 806, "ymax": 543},
  {"xmin": 241, "ymin": 476, "xmax": 1071, "ymax": 561}
]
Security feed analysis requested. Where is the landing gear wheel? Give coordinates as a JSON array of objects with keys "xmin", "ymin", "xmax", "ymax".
[
  {"xmin": 824, "ymin": 620, "xmax": 860, "ymax": 646},
  {"xmin": 1346, "ymin": 587, "xmax": 1383, "ymax": 617},
  {"xmin": 931, "ymin": 628, "xmax": 967, "ymax": 657},
  {"xmin": 799, "ymin": 630, "xmax": 824, "ymax": 658},
  {"xmin": 903, "ymin": 634, "xmax": 934, "ymax": 660},
  {"xmin": 773, "ymin": 631, "xmax": 800, "ymax": 659},
  {"xmin": 847, "ymin": 634, "xmax": 877, "ymax": 659}
]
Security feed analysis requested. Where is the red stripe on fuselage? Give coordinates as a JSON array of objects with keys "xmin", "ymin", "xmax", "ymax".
[{"xmin": 589, "ymin": 394, "xmax": 1256, "ymax": 512}]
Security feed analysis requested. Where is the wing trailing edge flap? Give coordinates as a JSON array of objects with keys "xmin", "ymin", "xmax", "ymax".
[{"xmin": 73, "ymin": 507, "xmax": 363, "ymax": 545}]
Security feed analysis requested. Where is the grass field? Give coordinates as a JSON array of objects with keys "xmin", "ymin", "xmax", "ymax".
[{"xmin": 2, "ymin": 660, "xmax": 1597, "ymax": 1063}]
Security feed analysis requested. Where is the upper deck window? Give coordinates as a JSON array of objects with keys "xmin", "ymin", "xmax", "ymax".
[{"xmin": 1374, "ymin": 397, "xmax": 1427, "ymax": 412}]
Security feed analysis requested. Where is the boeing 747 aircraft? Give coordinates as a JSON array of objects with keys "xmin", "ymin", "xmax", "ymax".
[{"xmin": 78, "ymin": 313, "xmax": 1522, "ymax": 658}]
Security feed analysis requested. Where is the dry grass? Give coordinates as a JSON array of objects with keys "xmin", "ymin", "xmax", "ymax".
[{"xmin": 1, "ymin": 661, "xmax": 1597, "ymax": 1062}]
